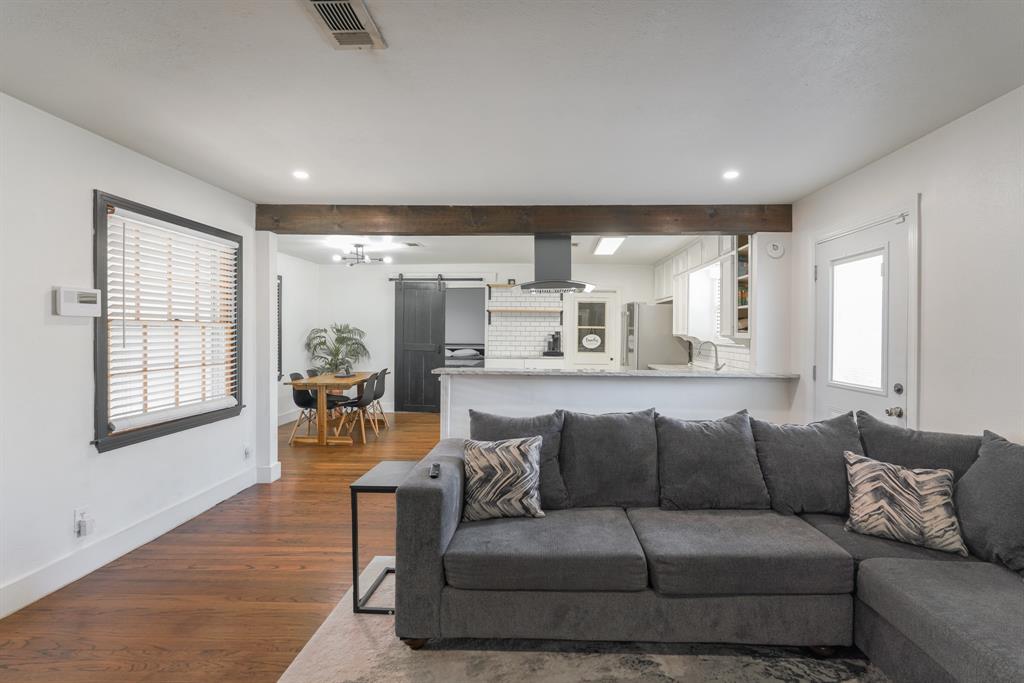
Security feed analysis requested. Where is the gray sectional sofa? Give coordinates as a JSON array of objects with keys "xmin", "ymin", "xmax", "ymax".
[{"xmin": 395, "ymin": 409, "xmax": 1024, "ymax": 683}]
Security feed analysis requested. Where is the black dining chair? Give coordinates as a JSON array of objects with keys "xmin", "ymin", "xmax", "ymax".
[
  {"xmin": 333, "ymin": 372, "xmax": 379, "ymax": 443},
  {"xmin": 287, "ymin": 372, "xmax": 318, "ymax": 445},
  {"xmin": 369, "ymin": 369, "xmax": 390, "ymax": 430}
]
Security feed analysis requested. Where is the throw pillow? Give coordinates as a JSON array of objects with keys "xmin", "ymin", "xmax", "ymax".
[
  {"xmin": 751, "ymin": 412, "xmax": 862, "ymax": 515},
  {"xmin": 856, "ymin": 411, "xmax": 981, "ymax": 481},
  {"xmin": 955, "ymin": 431, "xmax": 1024, "ymax": 573},
  {"xmin": 469, "ymin": 409, "xmax": 569, "ymax": 509},
  {"xmin": 657, "ymin": 411, "xmax": 770, "ymax": 510},
  {"xmin": 560, "ymin": 409, "xmax": 659, "ymax": 508},
  {"xmin": 844, "ymin": 451, "xmax": 968, "ymax": 556},
  {"xmin": 462, "ymin": 437, "xmax": 544, "ymax": 522}
]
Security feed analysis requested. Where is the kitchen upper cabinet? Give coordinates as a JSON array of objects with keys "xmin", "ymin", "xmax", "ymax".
[
  {"xmin": 700, "ymin": 236, "xmax": 720, "ymax": 264},
  {"xmin": 686, "ymin": 244, "xmax": 702, "ymax": 270},
  {"xmin": 653, "ymin": 260, "xmax": 673, "ymax": 301},
  {"xmin": 719, "ymin": 254, "xmax": 736, "ymax": 337},
  {"xmin": 672, "ymin": 252, "xmax": 687, "ymax": 275},
  {"xmin": 672, "ymin": 272, "xmax": 689, "ymax": 336}
]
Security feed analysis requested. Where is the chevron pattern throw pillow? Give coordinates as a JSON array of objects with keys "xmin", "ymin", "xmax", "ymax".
[
  {"xmin": 844, "ymin": 451, "xmax": 968, "ymax": 555},
  {"xmin": 463, "ymin": 437, "xmax": 545, "ymax": 522}
]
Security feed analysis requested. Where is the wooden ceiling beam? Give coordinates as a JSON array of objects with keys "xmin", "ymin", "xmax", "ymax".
[{"xmin": 255, "ymin": 204, "xmax": 791, "ymax": 235}]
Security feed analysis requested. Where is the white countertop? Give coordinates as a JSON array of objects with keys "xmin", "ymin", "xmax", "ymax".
[{"xmin": 433, "ymin": 365, "xmax": 799, "ymax": 379}]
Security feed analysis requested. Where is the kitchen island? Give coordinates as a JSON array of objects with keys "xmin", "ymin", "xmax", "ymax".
[{"xmin": 434, "ymin": 365, "xmax": 800, "ymax": 438}]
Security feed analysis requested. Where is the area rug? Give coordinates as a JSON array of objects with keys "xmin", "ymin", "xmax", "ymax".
[{"xmin": 280, "ymin": 556, "xmax": 887, "ymax": 682}]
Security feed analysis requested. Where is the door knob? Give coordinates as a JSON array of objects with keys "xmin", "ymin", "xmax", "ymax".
[{"xmin": 884, "ymin": 407, "xmax": 904, "ymax": 418}]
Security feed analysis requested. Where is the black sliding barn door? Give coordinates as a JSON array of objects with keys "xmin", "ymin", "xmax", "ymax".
[{"xmin": 394, "ymin": 280, "xmax": 445, "ymax": 412}]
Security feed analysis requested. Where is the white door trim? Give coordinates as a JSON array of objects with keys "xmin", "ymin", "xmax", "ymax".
[{"xmin": 813, "ymin": 196, "xmax": 921, "ymax": 428}]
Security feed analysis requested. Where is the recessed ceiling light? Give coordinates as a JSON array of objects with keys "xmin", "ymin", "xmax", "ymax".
[
  {"xmin": 331, "ymin": 254, "xmax": 341, "ymax": 262},
  {"xmin": 722, "ymin": 169, "xmax": 740, "ymax": 180},
  {"xmin": 292, "ymin": 169, "xmax": 310, "ymax": 180},
  {"xmin": 382, "ymin": 256, "xmax": 394, "ymax": 264},
  {"xmin": 593, "ymin": 236, "xmax": 626, "ymax": 256}
]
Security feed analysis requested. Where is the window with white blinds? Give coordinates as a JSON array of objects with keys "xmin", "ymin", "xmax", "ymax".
[{"xmin": 96, "ymin": 194, "xmax": 242, "ymax": 448}]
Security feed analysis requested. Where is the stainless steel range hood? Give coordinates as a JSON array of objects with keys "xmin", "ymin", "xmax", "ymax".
[{"xmin": 519, "ymin": 235, "xmax": 595, "ymax": 294}]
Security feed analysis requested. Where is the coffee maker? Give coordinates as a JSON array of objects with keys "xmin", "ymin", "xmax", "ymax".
[{"xmin": 543, "ymin": 331, "xmax": 563, "ymax": 357}]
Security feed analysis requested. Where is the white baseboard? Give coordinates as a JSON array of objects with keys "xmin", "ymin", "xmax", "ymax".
[
  {"xmin": 257, "ymin": 462, "xmax": 281, "ymax": 483},
  {"xmin": 0, "ymin": 467, "xmax": 256, "ymax": 619}
]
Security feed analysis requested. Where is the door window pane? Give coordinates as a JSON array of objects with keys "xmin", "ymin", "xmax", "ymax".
[
  {"xmin": 831, "ymin": 252, "xmax": 884, "ymax": 389},
  {"xmin": 577, "ymin": 302, "xmax": 606, "ymax": 327}
]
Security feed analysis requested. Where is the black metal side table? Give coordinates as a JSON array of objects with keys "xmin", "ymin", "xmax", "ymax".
[{"xmin": 350, "ymin": 460, "xmax": 416, "ymax": 614}]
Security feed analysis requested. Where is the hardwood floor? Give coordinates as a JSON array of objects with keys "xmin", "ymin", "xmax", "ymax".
[{"xmin": 0, "ymin": 412, "xmax": 440, "ymax": 683}]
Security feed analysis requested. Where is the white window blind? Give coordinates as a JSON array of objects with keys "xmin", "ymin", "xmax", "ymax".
[{"xmin": 105, "ymin": 209, "xmax": 239, "ymax": 433}]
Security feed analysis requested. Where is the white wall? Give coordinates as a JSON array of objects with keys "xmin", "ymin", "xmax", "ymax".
[
  {"xmin": 0, "ymin": 94, "xmax": 259, "ymax": 617},
  {"xmin": 313, "ymin": 262, "xmax": 655, "ymax": 411},
  {"xmin": 444, "ymin": 288, "xmax": 486, "ymax": 344},
  {"xmin": 791, "ymin": 86, "xmax": 1024, "ymax": 441},
  {"xmin": 276, "ymin": 253, "xmax": 321, "ymax": 424}
]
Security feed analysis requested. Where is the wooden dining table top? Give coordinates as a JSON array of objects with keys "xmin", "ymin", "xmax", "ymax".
[{"xmin": 286, "ymin": 372, "xmax": 373, "ymax": 390}]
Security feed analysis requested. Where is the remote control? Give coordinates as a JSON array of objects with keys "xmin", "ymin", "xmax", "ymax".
[{"xmin": 429, "ymin": 463, "xmax": 441, "ymax": 478}]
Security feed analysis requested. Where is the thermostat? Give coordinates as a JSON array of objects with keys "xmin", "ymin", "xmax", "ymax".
[{"xmin": 54, "ymin": 287, "xmax": 102, "ymax": 317}]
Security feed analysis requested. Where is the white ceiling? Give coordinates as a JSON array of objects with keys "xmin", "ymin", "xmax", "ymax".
[
  {"xmin": 1, "ymin": 1, "xmax": 1021, "ymax": 205},
  {"xmin": 277, "ymin": 234, "xmax": 697, "ymax": 266}
]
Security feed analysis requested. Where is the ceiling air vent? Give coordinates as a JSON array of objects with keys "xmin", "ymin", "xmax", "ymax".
[{"xmin": 304, "ymin": 0, "xmax": 387, "ymax": 50}]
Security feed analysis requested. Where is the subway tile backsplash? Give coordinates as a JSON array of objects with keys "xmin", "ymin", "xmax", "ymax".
[
  {"xmin": 691, "ymin": 342, "xmax": 751, "ymax": 371},
  {"xmin": 486, "ymin": 288, "xmax": 562, "ymax": 358}
]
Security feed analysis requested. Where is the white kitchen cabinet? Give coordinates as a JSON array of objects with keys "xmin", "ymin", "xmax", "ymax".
[
  {"xmin": 701, "ymin": 236, "xmax": 719, "ymax": 264},
  {"xmin": 672, "ymin": 272, "xmax": 689, "ymax": 336},
  {"xmin": 654, "ymin": 261, "xmax": 673, "ymax": 301},
  {"xmin": 686, "ymin": 243, "xmax": 702, "ymax": 270},
  {"xmin": 719, "ymin": 235, "xmax": 735, "ymax": 255},
  {"xmin": 719, "ymin": 254, "xmax": 736, "ymax": 337},
  {"xmin": 672, "ymin": 252, "xmax": 687, "ymax": 275}
]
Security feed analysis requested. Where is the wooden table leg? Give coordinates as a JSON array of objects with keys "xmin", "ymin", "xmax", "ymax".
[{"xmin": 316, "ymin": 388, "xmax": 328, "ymax": 445}]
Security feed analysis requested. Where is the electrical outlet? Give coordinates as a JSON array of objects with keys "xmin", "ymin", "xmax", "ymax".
[
  {"xmin": 73, "ymin": 507, "xmax": 94, "ymax": 538},
  {"xmin": 243, "ymin": 445, "xmax": 252, "ymax": 460}
]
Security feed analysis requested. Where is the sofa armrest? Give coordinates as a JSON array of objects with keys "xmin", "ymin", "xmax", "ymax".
[{"xmin": 395, "ymin": 438, "xmax": 465, "ymax": 639}]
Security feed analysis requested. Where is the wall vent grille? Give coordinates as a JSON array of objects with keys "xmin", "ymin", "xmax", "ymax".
[{"xmin": 304, "ymin": 0, "xmax": 386, "ymax": 50}]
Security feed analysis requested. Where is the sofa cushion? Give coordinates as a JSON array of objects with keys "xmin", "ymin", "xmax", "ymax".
[
  {"xmin": 956, "ymin": 431, "xmax": 1024, "ymax": 573},
  {"xmin": 656, "ymin": 411, "xmax": 770, "ymax": 510},
  {"xmin": 857, "ymin": 558, "xmax": 1024, "ymax": 683},
  {"xmin": 462, "ymin": 437, "xmax": 544, "ymax": 522},
  {"xmin": 856, "ymin": 411, "xmax": 980, "ymax": 480},
  {"xmin": 626, "ymin": 508, "xmax": 853, "ymax": 595},
  {"xmin": 845, "ymin": 451, "xmax": 968, "ymax": 556},
  {"xmin": 801, "ymin": 514, "xmax": 978, "ymax": 565},
  {"xmin": 560, "ymin": 409, "xmax": 659, "ymax": 508},
  {"xmin": 444, "ymin": 507, "xmax": 648, "ymax": 591},
  {"xmin": 751, "ymin": 412, "xmax": 862, "ymax": 515},
  {"xmin": 469, "ymin": 409, "xmax": 569, "ymax": 509}
]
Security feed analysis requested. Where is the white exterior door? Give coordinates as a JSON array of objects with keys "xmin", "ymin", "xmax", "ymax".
[
  {"xmin": 572, "ymin": 292, "xmax": 620, "ymax": 368},
  {"xmin": 814, "ymin": 214, "xmax": 914, "ymax": 425}
]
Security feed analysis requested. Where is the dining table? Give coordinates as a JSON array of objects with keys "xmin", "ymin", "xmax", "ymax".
[{"xmin": 286, "ymin": 371, "xmax": 373, "ymax": 446}]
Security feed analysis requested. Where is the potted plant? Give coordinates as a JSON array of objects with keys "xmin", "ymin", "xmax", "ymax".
[{"xmin": 304, "ymin": 323, "xmax": 370, "ymax": 376}]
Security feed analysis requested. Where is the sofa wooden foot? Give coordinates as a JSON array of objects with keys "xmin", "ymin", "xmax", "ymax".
[
  {"xmin": 807, "ymin": 645, "xmax": 837, "ymax": 658},
  {"xmin": 402, "ymin": 638, "xmax": 429, "ymax": 650}
]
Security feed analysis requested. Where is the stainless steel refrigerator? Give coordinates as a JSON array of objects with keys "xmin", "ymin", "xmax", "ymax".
[{"xmin": 622, "ymin": 302, "xmax": 690, "ymax": 369}]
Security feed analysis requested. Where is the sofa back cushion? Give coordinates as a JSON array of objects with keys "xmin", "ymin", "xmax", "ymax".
[
  {"xmin": 955, "ymin": 431, "xmax": 1024, "ymax": 574},
  {"xmin": 656, "ymin": 411, "xmax": 769, "ymax": 510},
  {"xmin": 856, "ymin": 411, "xmax": 980, "ymax": 480},
  {"xmin": 560, "ymin": 408, "xmax": 659, "ymax": 507},
  {"xmin": 469, "ymin": 409, "xmax": 570, "ymax": 509},
  {"xmin": 751, "ymin": 412, "xmax": 862, "ymax": 515}
]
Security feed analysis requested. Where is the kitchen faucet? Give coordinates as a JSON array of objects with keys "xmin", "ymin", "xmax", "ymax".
[{"xmin": 696, "ymin": 340, "xmax": 727, "ymax": 371}]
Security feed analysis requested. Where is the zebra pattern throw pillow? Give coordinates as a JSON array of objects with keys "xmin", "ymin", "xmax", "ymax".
[
  {"xmin": 844, "ymin": 451, "xmax": 968, "ymax": 556},
  {"xmin": 463, "ymin": 437, "xmax": 545, "ymax": 522}
]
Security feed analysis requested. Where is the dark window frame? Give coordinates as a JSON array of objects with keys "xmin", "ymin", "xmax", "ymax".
[{"xmin": 93, "ymin": 191, "xmax": 244, "ymax": 452}]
